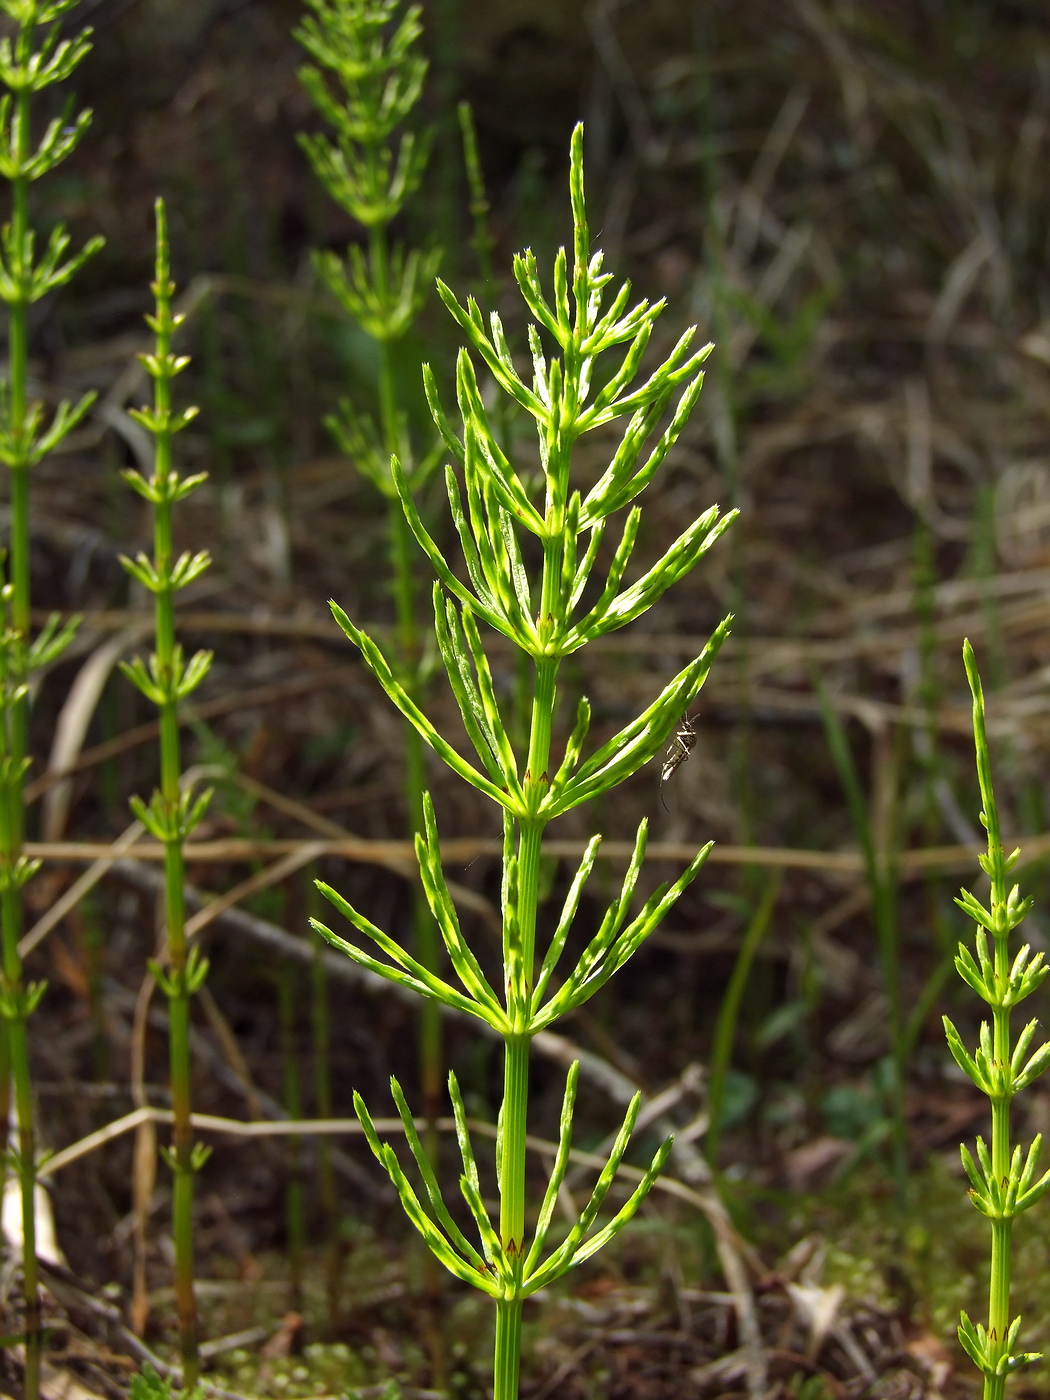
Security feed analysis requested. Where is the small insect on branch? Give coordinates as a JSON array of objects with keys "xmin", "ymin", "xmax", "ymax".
[{"xmin": 660, "ymin": 712, "xmax": 700, "ymax": 808}]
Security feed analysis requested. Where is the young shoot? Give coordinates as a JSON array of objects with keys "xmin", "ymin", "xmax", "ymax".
[
  {"xmin": 119, "ymin": 200, "xmax": 213, "ymax": 1388},
  {"xmin": 946, "ymin": 640, "xmax": 1050, "ymax": 1400},
  {"xmin": 313, "ymin": 123, "xmax": 735, "ymax": 1399}
]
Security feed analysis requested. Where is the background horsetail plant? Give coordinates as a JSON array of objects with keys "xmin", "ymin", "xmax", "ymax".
[
  {"xmin": 0, "ymin": 1, "xmax": 102, "ymax": 1393},
  {"xmin": 0, "ymin": 599, "xmax": 78, "ymax": 1388},
  {"xmin": 312, "ymin": 124, "xmax": 735, "ymax": 1400},
  {"xmin": 119, "ymin": 200, "xmax": 213, "ymax": 1388},
  {"xmin": 945, "ymin": 641, "xmax": 1050, "ymax": 1400},
  {"xmin": 295, "ymin": 0, "xmax": 444, "ymax": 1127}
]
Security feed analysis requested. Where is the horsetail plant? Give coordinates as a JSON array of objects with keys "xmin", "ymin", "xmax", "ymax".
[
  {"xmin": 295, "ymin": 0, "xmax": 445, "ymax": 1125},
  {"xmin": 0, "ymin": 582, "xmax": 77, "ymax": 1395},
  {"xmin": 945, "ymin": 640, "xmax": 1050, "ymax": 1400},
  {"xmin": 120, "ymin": 200, "xmax": 213, "ymax": 1388},
  {"xmin": 0, "ymin": 2, "xmax": 102, "ymax": 1393},
  {"xmin": 312, "ymin": 124, "xmax": 734, "ymax": 1399}
]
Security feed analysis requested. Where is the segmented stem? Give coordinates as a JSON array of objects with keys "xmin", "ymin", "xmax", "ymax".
[
  {"xmin": 157, "ymin": 220, "xmax": 200, "ymax": 1388},
  {"xmin": 493, "ymin": 1298, "xmax": 523, "ymax": 1400},
  {"xmin": 988, "ymin": 988, "xmax": 1012, "ymax": 1400},
  {"xmin": 122, "ymin": 201, "xmax": 212, "ymax": 1388},
  {"xmin": 981, "ymin": 663, "xmax": 1012, "ymax": 1397},
  {"xmin": 954, "ymin": 643, "xmax": 1050, "ymax": 1400},
  {"xmin": 491, "ymin": 525, "xmax": 565, "ymax": 1376}
]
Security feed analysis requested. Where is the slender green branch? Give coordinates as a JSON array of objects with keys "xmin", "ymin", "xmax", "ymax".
[{"xmin": 120, "ymin": 200, "xmax": 213, "ymax": 1388}]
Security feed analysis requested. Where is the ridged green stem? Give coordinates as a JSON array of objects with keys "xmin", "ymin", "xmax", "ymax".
[
  {"xmin": 986, "ymin": 961, "xmax": 1012, "ymax": 1400},
  {"xmin": 490, "ymin": 551, "xmax": 561, "ymax": 1385},
  {"xmin": 984, "ymin": 694, "xmax": 1012, "ymax": 1398},
  {"xmin": 493, "ymin": 1297, "xmax": 523, "ymax": 1400},
  {"xmin": 498, "ymin": 1034, "xmax": 532, "ymax": 1254},
  {"xmin": 155, "ymin": 369, "xmax": 201, "ymax": 1393}
]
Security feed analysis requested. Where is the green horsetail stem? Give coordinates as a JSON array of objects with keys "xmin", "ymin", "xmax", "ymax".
[
  {"xmin": 0, "ymin": 2, "xmax": 102, "ymax": 1393},
  {"xmin": 312, "ymin": 123, "xmax": 735, "ymax": 1400},
  {"xmin": 946, "ymin": 640, "xmax": 1050, "ymax": 1399},
  {"xmin": 119, "ymin": 200, "xmax": 214, "ymax": 1387},
  {"xmin": 296, "ymin": 0, "xmax": 445, "ymax": 1134}
]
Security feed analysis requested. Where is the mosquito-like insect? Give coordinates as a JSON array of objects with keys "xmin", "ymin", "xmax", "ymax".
[{"xmin": 660, "ymin": 712, "xmax": 700, "ymax": 809}]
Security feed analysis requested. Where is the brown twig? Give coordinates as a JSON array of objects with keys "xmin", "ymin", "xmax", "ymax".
[{"xmin": 20, "ymin": 831, "xmax": 1050, "ymax": 875}]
